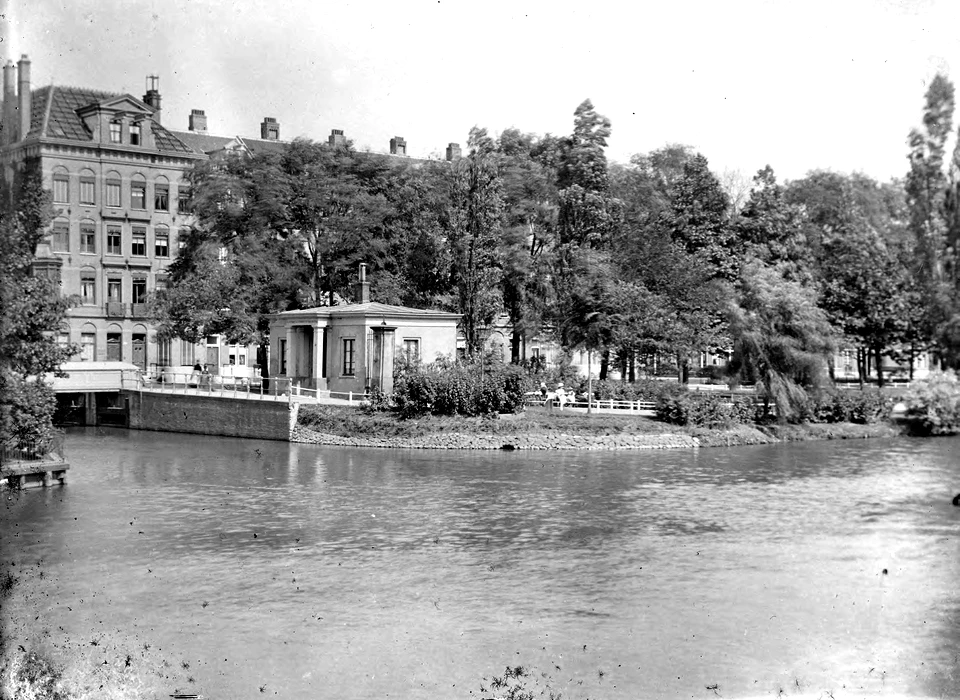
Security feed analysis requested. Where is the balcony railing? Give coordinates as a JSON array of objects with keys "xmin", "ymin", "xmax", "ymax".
[
  {"xmin": 105, "ymin": 302, "xmax": 126, "ymax": 318},
  {"xmin": 131, "ymin": 303, "xmax": 149, "ymax": 318}
]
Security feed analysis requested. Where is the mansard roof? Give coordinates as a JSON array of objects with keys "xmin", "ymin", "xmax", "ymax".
[{"xmin": 27, "ymin": 85, "xmax": 194, "ymax": 154}]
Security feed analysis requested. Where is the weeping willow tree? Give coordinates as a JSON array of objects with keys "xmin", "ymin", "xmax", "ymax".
[{"xmin": 726, "ymin": 260, "xmax": 836, "ymax": 421}]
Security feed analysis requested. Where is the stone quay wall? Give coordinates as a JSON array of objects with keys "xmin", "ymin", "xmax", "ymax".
[
  {"xmin": 291, "ymin": 425, "xmax": 700, "ymax": 450},
  {"xmin": 127, "ymin": 391, "xmax": 299, "ymax": 441}
]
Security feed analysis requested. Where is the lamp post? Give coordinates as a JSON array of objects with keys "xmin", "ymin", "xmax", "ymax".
[{"xmin": 587, "ymin": 349, "xmax": 592, "ymax": 415}]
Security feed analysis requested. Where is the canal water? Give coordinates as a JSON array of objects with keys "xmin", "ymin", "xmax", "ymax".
[{"xmin": 2, "ymin": 427, "xmax": 959, "ymax": 699}]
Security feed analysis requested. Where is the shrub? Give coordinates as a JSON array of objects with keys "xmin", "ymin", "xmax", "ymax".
[
  {"xmin": 903, "ymin": 370, "xmax": 960, "ymax": 435},
  {"xmin": 656, "ymin": 392, "xmax": 742, "ymax": 428},
  {"xmin": 359, "ymin": 388, "xmax": 391, "ymax": 414},
  {"xmin": 392, "ymin": 360, "xmax": 527, "ymax": 418},
  {"xmin": 803, "ymin": 389, "xmax": 895, "ymax": 425}
]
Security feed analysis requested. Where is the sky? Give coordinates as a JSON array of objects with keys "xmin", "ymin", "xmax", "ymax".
[{"xmin": 5, "ymin": 0, "xmax": 960, "ymax": 183}]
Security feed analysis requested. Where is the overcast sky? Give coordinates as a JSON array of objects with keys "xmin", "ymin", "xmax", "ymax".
[{"xmin": 6, "ymin": 0, "xmax": 960, "ymax": 182}]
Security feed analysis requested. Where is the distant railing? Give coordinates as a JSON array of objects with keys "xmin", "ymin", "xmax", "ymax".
[{"xmin": 0, "ymin": 431, "xmax": 65, "ymax": 465}]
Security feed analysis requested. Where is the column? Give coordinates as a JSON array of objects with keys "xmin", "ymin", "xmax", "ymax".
[{"xmin": 313, "ymin": 324, "xmax": 326, "ymax": 390}]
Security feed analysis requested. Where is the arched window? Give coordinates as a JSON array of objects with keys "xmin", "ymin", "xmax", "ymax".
[
  {"xmin": 79, "ymin": 168, "xmax": 96, "ymax": 205},
  {"xmin": 177, "ymin": 227, "xmax": 191, "ymax": 252},
  {"xmin": 80, "ymin": 323, "xmax": 98, "ymax": 362},
  {"xmin": 154, "ymin": 175, "xmax": 169, "ymax": 211},
  {"xmin": 52, "ymin": 166, "xmax": 69, "ymax": 204},
  {"xmin": 105, "ymin": 171, "xmax": 122, "ymax": 208},
  {"xmin": 130, "ymin": 173, "xmax": 146, "ymax": 210},
  {"xmin": 79, "ymin": 220, "xmax": 97, "ymax": 254}
]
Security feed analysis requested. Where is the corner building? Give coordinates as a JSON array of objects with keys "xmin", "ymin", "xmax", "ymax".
[{"xmin": 2, "ymin": 56, "xmax": 215, "ymax": 373}]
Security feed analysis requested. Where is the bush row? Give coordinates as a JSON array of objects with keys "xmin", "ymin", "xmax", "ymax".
[
  {"xmin": 654, "ymin": 388, "xmax": 896, "ymax": 428},
  {"xmin": 391, "ymin": 362, "xmax": 527, "ymax": 418}
]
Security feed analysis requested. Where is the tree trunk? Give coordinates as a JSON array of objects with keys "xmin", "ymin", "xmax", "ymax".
[
  {"xmin": 874, "ymin": 346, "xmax": 885, "ymax": 388},
  {"xmin": 628, "ymin": 350, "xmax": 636, "ymax": 382},
  {"xmin": 599, "ymin": 349, "xmax": 609, "ymax": 381},
  {"xmin": 677, "ymin": 354, "xmax": 690, "ymax": 384},
  {"xmin": 856, "ymin": 347, "xmax": 865, "ymax": 389},
  {"xmin": 909, "ymin": 342, "xmax": 915, "ymax": 380}
]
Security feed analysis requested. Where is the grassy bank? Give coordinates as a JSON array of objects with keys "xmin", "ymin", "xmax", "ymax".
[{"xmin": 297, "ymin": 404, "xmax": 904, "ymax": 449}]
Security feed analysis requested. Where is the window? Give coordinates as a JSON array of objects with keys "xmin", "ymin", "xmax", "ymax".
[
  {"xmin": 53, "ymin": 172, "xmax": 69, "ymax": 203},
  {"xmin": 51, "ymin": 219, "xmax": 69, "ymax": 252},
  {"xmin": 177, "ymin": 186, "xmax": 191, "ymax": 214},
  {"xmin": 132, "ymin": 278, "xmax": 147, "ymax": 304},
  {"xmin": 239, "ymin": 354, "xmax": 246, "ymax": 365},
  {"xmin": 107, "ymin": 278, "xmax": 122, "ymax": 302},
  {"xmin": 57, "ymin": 330, "xmax": 70, "ymax": 350},
  {"xmin": 178, "ymin": 228, "xmax": 190, "ymax": 250},
  {"xmin": 106, "ymin": 176, "xmax": 121, "ymax": 207},
  {"xmin": 155, "ymin": 276, "xmax": 167, "ymax": 294},
  {"xmin": 129, "ymin": 122, "xmax": 141, "ymax": 146},
  {"xmin": 180, "ymin": 342, "xmax": 196, "ymax": 367},
  {"xmin": 402, "ymin": 338, "xmax": 420, "ymax": 364},
  {"xmin": 279, "ymin": 339, "xmax": 287, "ymax": 375},
  {"xmin": 154, "ymin": 182, "xmax": 169, "ymax": 211},
  {"xmin": 155, "ymin": 226, "xmax": 169, "ymax": 258},
  {"xmin": 80, "ymin": 332, "xmax": 96, "ymax": 362},
  {"xmin": 131, "ymin": 226, "xmax": 146, "ymax": 256},
  {"xmin": 80, "ymin": 222, "xmax": 96, "ymax": 253},
  {"xmin": 206, "ymin": 335, "xmax": 219, "ymax": 346},
  {"xmin": 80, "ymin": 273, "xmax": 96, "ymax": 304},
  {"xmin": 109, "ymin": 120, "xmax": 121, "ymax": 143},
  {"xmin": 131, "ymin": 177, "xmax": 146, "ymax": 209},
  {"xmin": 106, "ymin": 224, "xmax": 122, "ymax": 255},
  {"xmin": 342, "ymin": 338, "xmax": 355, "ymax": 376},
  {"xmin": 79, "ymin": 175, "xmax": 95, "ymax": 205},
  {"xmin": 229, "ymin": 354, "xmax": 236, "ymax": 366}
]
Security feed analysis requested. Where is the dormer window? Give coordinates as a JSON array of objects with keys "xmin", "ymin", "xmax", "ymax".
[
  {"xmin": 130, "ymin": 122, "xmax": 141, "ymax": 146},
  {"xmin": 109, "ymin": 120, "xmax": 122, "ymax": 144}
]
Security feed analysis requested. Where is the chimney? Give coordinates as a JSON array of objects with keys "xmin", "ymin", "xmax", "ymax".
[
  {"xmin": 143, "ymin": 75, "xmax": 161, "ymax": 123},
  {"xmin": 445, "ymin": 142, "xmax": 462, "ymax": 161},
  {"xmin": 17, "ymin": 55, "xmax": 30, "ymax": 141},
  {"xmin": 355, "ymin": 263, "xmax": 370, "ymax": 304},
  {"xmin": 260, "ymin": 116, "xmax": 279, "ymax": 140},
  {"xmin": 188, "ymin": 109, "xmax": 208, "ymax": 133},
  {"xmin": 2, "ymin": 60, "xmax": 15, "ymax": 145},
  {"xmin": 389, "ymin": 136, "xmax": 406, "ymax": 156},
  {"xmin": 328, "ymin": 128, "xmax": 346, "ymax": 147}
]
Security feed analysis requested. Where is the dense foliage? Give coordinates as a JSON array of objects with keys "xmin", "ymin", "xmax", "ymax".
[
  {"xmin": 0, "ymin": 159, "xmax": 76, "ymax": 453},
  {"xmin": 392, "ymin": 359, "xmax": 526, "ymax": 418},
  {"xmin": 148, "ymin": 77, "xmax": 960, "ymax": 408},
  {"xmin": 902, "ymin": 370, "xmax": 960, "ymax": 435}
]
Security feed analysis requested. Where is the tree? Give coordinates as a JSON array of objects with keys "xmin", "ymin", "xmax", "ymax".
[
  {"xmin": 736, "ymin": 166, "xmax": 811, "ymax": 282},
  {"xmin": 727, "ymin": 261, "xmax": 835, "ymax": 420},
  {"xmin": 283, "ymin": 139, "xmax": 394, "ymax": 305},
  {"xmin": 443, "ymin": 128, "xmax": 505, "ymax": 354},
  {"xmin": 0, "ymin": 159, "xmax": 76, "ymax": 451},
  {"xmin": 665, "ymin": 154, "xmax": 739, "ymax": 280}
]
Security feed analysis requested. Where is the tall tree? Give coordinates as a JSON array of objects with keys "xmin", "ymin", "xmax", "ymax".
[
  {"xmin": 443, "ymin": 128, "xmax": 505, "ymax": 354},
  {"xmin": 0, "ymin": 159, "xmax": 76, "ymax": 451}
]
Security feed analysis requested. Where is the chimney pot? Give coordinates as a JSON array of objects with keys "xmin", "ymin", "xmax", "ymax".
[
  {"xmin": 189, "ymin": 108, "xmax": 208, "ymax": 133},
  {"xmin": 3, "ymin": 60, "xmax": 16, "ymax": 145},
  {"xmin": 143, "ymin": 74, "xmax": 161, "ymax": 124},
  {"xmin": 445, "ymin": 142, "xmax": 462, "ymax": 161},
  {"xmin": 389, "ymin": 135, "xmax": 407, "ymax": 156},
  {"xmin": 260, "ymin": 116, "xmax": 279, "ymax": 140},
  {"xmin": 17, "ymin": 54, "xmax": 31, "ymax": 142},
  {"xmin": 355, "ymin": 263, "xmax": 370, "ymax": 303},
  {"xmin": 328, "ymin": 128, "xmax": 346, "ymax": 147}
]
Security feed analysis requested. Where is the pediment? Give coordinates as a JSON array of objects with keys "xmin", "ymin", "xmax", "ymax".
[{"xmin": 76, "ymin": 94, "xmax": 154, "ymax": 117}]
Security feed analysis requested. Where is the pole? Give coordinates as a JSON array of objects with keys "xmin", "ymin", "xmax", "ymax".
[{"xmin": 587, "ymin": 349, "xmax": 593, "ymax": 415}]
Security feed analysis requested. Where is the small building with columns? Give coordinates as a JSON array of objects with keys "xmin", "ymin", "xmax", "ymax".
[{"xmin": 267, "ymin": 265, "xmax": 460, "ymax": 396}]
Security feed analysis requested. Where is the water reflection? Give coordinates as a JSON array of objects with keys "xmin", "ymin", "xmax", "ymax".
[{"xmin": 2, "ymin": 428, "xmax": 959, "ymax": 699}]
